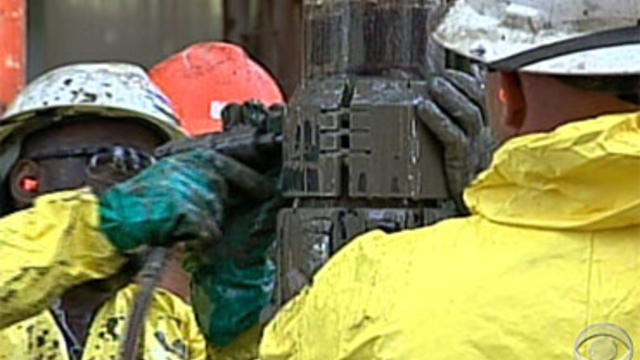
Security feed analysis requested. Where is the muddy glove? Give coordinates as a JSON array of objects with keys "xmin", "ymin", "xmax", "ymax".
[
  {"xmin": 190, "ymin": 178, "xmax": 284, "ymax": 347},
  {"xmin": 99, "ymin": 149, "xmax": 228, "ymax": 252},
  {"xmin": 100, "ymin": 144, "xmax": 282, "ymax": 347},
  {"xmin": 186, "ymin": 101, "xmax": 286, "ymax": 347},
  {"xmin": 100, "ymin": 146, "xmax": 276, "ymax": 252},
  {"xmin": 418, "ymin": 69, "xmax": 495, "ymax": 213}
]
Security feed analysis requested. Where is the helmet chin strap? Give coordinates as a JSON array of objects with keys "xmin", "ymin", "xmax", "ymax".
[{"xmin": 489, "ymin": 25, "xmax": 640, "ymax": 71}]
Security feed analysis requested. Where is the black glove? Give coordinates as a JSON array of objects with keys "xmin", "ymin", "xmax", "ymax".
[{"xmin": 418, "ymin": 64, "xmax": 495, "ymax": 213}]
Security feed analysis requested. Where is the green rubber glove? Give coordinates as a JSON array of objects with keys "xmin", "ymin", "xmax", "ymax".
[
  {"xmin": 190, "ymin": 172, "xmax": 284, "ymax": 347},
  {"xmin": 101, "ymin": 101, "xmax": 286, "ymax": 347},
  {"xmin": 99, "ymin": 148, "xmax": 231, "ymax": 252},
  {"xmin": 187, "ymin": 102, "xmax": 286, "ymax": 347}
]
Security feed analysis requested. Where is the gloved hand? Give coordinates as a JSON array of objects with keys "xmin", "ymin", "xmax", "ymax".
[
  {"xmin": 99, "ymin": 147, "xmax": 276, "ymax": 252},
  {"xmin": 418, "ymin": 68, "xmax": 495, "ymax": 213},
  {"xmin": 187, "ymin": 101, "xmax": 286, "ymax": 347},
  {"xmin": 190, "ymin": 184, "xmax": 284, "ymax": 347},
  {"xmin": 100, "ymin": 142, "xmax": 283, "ymax": 347},
  {"xmin": 222, "ymin": 100, "xmax": 284, "ymax": 133}
]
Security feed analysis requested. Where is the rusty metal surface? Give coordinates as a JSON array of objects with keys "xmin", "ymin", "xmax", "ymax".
[
  {"xmin": 29, "ymin": 0, "xmax": 223, "ymax": 78},
  {"xmin": 0, "ymin": 0, "xmax": 26, "ymax": 113}
]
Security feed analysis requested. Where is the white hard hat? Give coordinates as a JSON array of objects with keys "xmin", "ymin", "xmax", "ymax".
[
  {"xmin": 432, "ymin": 0, "xmax": 640, "ymax": 75},
  {"xmin": 1, "ymin": 62, "xmax": 187, "ymax": 141}
]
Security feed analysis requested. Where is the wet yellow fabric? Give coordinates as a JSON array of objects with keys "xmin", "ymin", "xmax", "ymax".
[
  {"xmin": 0, "ymin": 189, "xmax": 207, "ymax": 359},
  {"xmin": 0, "ymin": 189, "xmax": 125, "ymax": 329},
  {"xmin": 465, "ymin": 112, "xmax": 640, "ymax": 230},
  {"xmin": 257, "ymin": 112, "xmax": 640, "ymax": 359},
  {"xmin": 0, "ymin": 285, "xmax": 206, "ymax": 360}
]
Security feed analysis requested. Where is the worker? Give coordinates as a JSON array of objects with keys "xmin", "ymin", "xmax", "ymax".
[
  {"xmin": 150, "ymin": 42, "xmax": 285, "ymax": 135},
  {"xmin": 0, "ymin": 63, "xmax": 210, "ymax": 359},
  {"xmin": 0, "ymin": 51, "xmax": 489, "ymax": 360},
  {"xmin": 0, "ymin": 15, "xmax": 490, "ymax": 360},
  {"xmin": 196, "ymin": 0, "xmax": 640, "ymax": 359},
  {"xmin": 8, "ymin": 0, "xmax": 638, "ymax": 358}
]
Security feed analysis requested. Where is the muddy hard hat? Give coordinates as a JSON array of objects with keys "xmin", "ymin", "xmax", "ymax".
[
  {"xmin": 0, "ymin": 62, "xmax": 187, "ymax": 142},
  {"xmin": 432, "ymin": 0, "xmax": 640, "ymax": 75}
]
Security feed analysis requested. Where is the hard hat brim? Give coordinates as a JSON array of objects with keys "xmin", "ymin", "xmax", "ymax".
[{"xmin": 433, "ymin": 0, "xmax": 640, "ymax": 75}]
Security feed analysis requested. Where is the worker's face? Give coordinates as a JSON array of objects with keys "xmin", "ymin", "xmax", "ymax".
[{"xmin": 9, "ymin": 117, "xmax": 165, "ymax": 209}]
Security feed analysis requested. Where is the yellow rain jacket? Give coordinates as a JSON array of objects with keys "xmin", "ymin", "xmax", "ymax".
[
  {"xmin": 0, "ymin": 190, "xmax": 206, "ymax": 359},
  {"xmin": 254, "ymin": 111, "xmax": 640, "ymax": 359},
  {"xmin": 2, "ymin": 112, "xmax": 639, "ymax": 360}
]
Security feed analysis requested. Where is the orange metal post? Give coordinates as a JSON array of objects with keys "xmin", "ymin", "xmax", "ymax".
[{"xmin": 0, "ymin": 0, "xmax": 26, "ymax": 113}]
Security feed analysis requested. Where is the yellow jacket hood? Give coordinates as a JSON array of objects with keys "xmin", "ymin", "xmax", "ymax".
[{"xmin": 465, "ymin": 111, "xmax": 640, "ymax": 231}]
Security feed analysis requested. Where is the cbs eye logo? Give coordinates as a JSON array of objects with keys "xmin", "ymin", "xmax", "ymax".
[{"xmin": 574, "ymin": 324, "xmax": 633, "ymax": 360}]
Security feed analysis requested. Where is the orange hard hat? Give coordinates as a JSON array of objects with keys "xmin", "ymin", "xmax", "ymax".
[{"xmin": 150, "ymin": 42, "xmax": 285, "ymax": 135}]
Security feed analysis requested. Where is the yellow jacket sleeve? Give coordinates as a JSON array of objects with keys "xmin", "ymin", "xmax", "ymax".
[{"xmin": 0, "ymin": 189, "xmax": 126, "ymax": 329}]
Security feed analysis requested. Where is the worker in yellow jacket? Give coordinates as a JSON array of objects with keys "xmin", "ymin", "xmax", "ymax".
[
  {"xmin": 211, "ymin": 0, "xmax": 640, "ymax": 359},
  {"xmin": 2, "ymin": 1, "xmax": 640, "ymax": 360},
  {"xmin": 0, "ymin": 63, "xmax": 209, "ymax": 359},
  {"xmin": 0, "ymin": 61, "xmax": 487, "ymax": 360}
]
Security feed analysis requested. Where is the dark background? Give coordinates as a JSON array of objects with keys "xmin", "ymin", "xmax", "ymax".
[{"xmin": 27, "ymin": 0, "xmax": 303, "ymax": 97}]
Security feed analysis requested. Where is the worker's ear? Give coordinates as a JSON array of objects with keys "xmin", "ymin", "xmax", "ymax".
[
  {"xmin": 9, "ymin": 159, "xmax": 41, "ymax": 206},
  {"xmin": 498, "ymin": 71, "xmax": 526, "ymax": 137}
]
